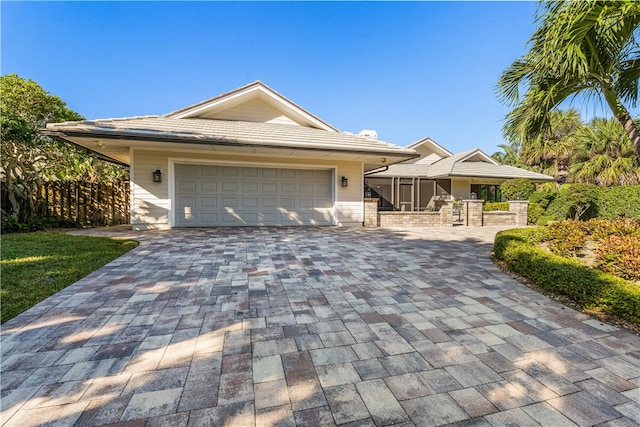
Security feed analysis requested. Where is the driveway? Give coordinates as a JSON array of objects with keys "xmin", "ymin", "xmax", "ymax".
[{"xmin": 1, "ymin": 227, "xmax": 639, "ymax": 427}]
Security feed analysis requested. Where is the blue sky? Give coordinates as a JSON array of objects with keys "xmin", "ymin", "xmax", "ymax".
[{"xmin": 1, "ymin": 1, "xmax": 599, "ymax": 154}]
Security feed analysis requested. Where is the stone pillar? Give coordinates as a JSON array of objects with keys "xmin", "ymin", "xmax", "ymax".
[
  {"xmin": 464, "ymin": 200, "xmax": 484, "ymax": 226},
  {"xmin": 509, "ymin": 200, "xmax": 529, "ymax": 226},
  {"xmin": 363, "ymin": 198, "xmax": 379, "ymax": 227},
  {"xmin": 438, "ymin": 200, "xmax": 453, "ymax": 226}
]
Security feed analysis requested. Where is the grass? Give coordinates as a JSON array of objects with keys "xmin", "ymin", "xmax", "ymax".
[{"xmin": 1, "ymin": 231, "xmax": 138, "ymax": 323}]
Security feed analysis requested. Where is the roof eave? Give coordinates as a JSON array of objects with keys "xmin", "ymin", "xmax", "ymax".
[{"xmin": 43, "ymin": 129, "xmax": 419, "ymax": 161}]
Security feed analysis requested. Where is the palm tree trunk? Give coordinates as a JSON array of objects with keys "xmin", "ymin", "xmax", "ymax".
[
  {"xmin": 602, "ymin": 88, "xmax": 640, "ymax": 161},
  {"xmin": 618, "ymin": 113, "xmax": 640, "ymax": 161}
]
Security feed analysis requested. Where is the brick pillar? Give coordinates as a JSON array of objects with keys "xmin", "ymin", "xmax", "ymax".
[
  {"xmin": 363, "ymin": 198, "xmax": 379, "ymax": 227},
  {"xmin": 438, "ymin": 200, "xmax": 453, "ymax": 226},
  {"xmin": 509, "ymin": 200, "xmax": 529, "ymax": 226},
  {"xmin": 464, "ymin": 200, "xmax": 484, "ymax": 226}
]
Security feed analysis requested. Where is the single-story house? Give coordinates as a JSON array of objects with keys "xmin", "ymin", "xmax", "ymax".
[
  {"xmin": 44, "ymin": 81, "xmax": 418, "ymax": 229},
  {"xmin": 364, "ymin": 137, "xmax": 554, "ymax": 211}
]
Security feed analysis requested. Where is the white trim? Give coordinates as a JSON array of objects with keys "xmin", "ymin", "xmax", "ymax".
[
  {"xmin": 458, "ymin": 149, "xmax": 499, "ymax": 165},
  {"xmin": 129, "ymin": 146, "xmax": 135, "ymax": 226},
  {"xmin": 169, "ymin": 83, "xmax": 337, "ymax": 132},
  {"xmin": 168, "ymin": 157, "xmax": 338, "ymax": 227}
]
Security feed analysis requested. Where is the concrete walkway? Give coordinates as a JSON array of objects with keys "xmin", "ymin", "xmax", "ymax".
[{"xmin": 1, "ymin": 227, "xmax": 639, "ymax": 427}]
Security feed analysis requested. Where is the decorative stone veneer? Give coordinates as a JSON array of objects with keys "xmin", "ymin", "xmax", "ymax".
[
  {"xmin": 365, "ymin": 199, "xmax": 529, "ymax": 228},
  {"xmin": 483, "ymin": 211, "xmax": 517, "ymax": 226},
  {"xmin": 379, "ymin": 211, "xmax": 443, "ymax": 227},
  {"xmin": 363, "ymin": 198, "xmax": 379, "ymax": 227},
  {"xmin": 509, "ymin": 200, "xmax": 529, "ymax": 227},
  {"xmin": 462, "ymin": 200, "xmax": 484, "ymax": 227}
]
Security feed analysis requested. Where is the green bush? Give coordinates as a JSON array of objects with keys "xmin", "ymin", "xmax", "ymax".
[
  {"xmin": 494, "ymin": 227, "xmax": 640, "ymax": 324},
  {"xmin": 527, "ymin": 202, "xmax": 545, "ymax": 225},
  {"xmin": 595, "ymin": 185, "xmax": 640, "ymax": 219},
  {"xmin": 531, "ymin": 185, "xmax": 640, "ymax": 221},
  {"xmin": 529, "ymin": 191, "xmax": 557, "ymax": 209},
  {"xmin": 545, "ymin": 184, "xmax": 600, "ymax": 221},
  {"xmin": 500, "ymin": 178, "xmax": 536, "ymax": 201},
  {"xmin": 484, "ymin": 202, "xmax": 509, "ymax": 212}
]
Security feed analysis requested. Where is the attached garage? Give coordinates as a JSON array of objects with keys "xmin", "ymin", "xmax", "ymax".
[
  {"xmin": 174, "ymin": 163, "xmax": 334, "ymax": 227},
  {"xmin": 45, "ymin": 81, "xmax": 418, "ymax": 230}
]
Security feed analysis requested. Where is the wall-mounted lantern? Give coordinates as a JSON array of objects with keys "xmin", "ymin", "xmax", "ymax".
[
  {"xmin": 153, "ymin": 169, "xmax": 162, "ymax": 183},
  {"xmin": 470, "ymin": 192, "xmax": 477, "ymax": 200},
  {"xmin": 341, "ymin": 176, "xmax": 349, "ymax": 188}
]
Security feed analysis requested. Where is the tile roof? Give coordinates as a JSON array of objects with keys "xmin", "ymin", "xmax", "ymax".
[
  {"xmin": 45, "ymin": 116, "xmax": 418, "ymax": 157},
  {"xmin": 367, "ymin": 148, "xmax": 554, "ymax": 182}
]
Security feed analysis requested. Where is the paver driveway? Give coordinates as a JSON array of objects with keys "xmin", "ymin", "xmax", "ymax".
[{"xmin": 1, "ymin": 227, "xmax": 639, "ymax": 427}]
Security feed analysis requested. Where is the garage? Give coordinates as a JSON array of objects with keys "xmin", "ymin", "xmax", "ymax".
[{"xmin": 174, "ymin": 163, "xmax": 334, "ymax": 227}]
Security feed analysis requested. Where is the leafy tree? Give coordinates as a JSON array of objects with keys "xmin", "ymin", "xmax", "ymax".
[
  {"xmin": 1, "ymin": 74, "xmax": 127, "ymax": 224},
  {"xmin": 499, "ymin": 178, "xmax": 536, "ymax": 200},
  {"xmin": 498, "ymin": 1, "xmax": 640, "ymax": 161},
  {"xmin": 491, "ymin": 141, "xmax": 525, "ymax": 167},
  {"xmin": 571, "ymin": 117, "xmax": 640, "ymax": 186},
  {"xmin": 519, "ymin": 109, "xmax": 581, "ymax": 179}
]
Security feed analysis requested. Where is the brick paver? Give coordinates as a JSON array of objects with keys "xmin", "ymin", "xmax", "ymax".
[{"xmin": 1, "ymin": 226, "xmax": 639, "ymax": 426}]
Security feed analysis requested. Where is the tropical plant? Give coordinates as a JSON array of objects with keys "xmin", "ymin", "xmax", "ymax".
[
  {"xmin": 498, "ymin": 1, "xmax": 640, "ymax": 161},
  {"xmin": 499, "ymin": 178, "xmax": 536, "ymax": 201},
  {"xmin": 491, "ymin": 141, "xmax": 524, "ymax": 167},
  {"xmin": 0, "ymin": 74, "xmax": 128, "ymax": 225},
  {"xmin": 571, "ymin": 117, "xmax": 640, "ymax": 186}
]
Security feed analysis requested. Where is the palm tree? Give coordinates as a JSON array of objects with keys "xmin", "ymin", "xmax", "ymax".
[
  {"xmin": 571, "ymin": 117, "xmax": 640, "ymax": 186},
  {"xmin": 491, "ymin": 141, "xmax": 523, "ymax": 167},
  {"xmin": 498, "ymin": 1, "xmax": 640, "ymax": 160},
  {"xmin": 520, "ymin": 109, "xmax": 581, "ymax": 179}
]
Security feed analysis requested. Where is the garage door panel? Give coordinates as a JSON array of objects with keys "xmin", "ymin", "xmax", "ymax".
[
  {"xmin": 280, "ymin": 169, "xmax": 296, "ymax": 179},
  {"xmin": 178, "ymin": 180, "xmax": 197, "ymax": 192},
  {"xmin": 280, "ymin": 183, "xmax": 296, "ymax": 193},
  {"xmin": 201, "ymin": 165, "xmax": 218, "ymax": 176},
  {"xmin": 175, "ymin": 165, "xmax": 333, "ymax": 227},
  {"xmin": 200, "ymin": 213, "xmax": 219, "ymax": 224},
  {"xmin": 242, "ymin": 198, "xmax": 258, "ymax": 208},
  {"xmin": 201, "ymin": 197, "xmax": 217, "ymax": 207},
  {"xmin": 242, "ymin": 182, "xmax": 258, "ymax": 192},
  {"xmin": 201, "ymin": 181, "xmax": 218, "ymax": 192}
]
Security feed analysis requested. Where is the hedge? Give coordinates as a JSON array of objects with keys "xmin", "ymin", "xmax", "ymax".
[
  {"xmin": 544, "ymin": 184, "xmax": 640, "ymax": 221},
  {"xmin": 493, "ymin": 227, "xmax": 640, "ymax": 324}
]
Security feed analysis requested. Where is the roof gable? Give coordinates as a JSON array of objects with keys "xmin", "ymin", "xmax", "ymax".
[
  {"xmin": 405, "ymin": 137, "xmax": 453, "ymax": 164},
  {"xmin": 165, "ymin": 81, "xmax": 338, "ymax": 132},
  {"xmin": 458, "ymin": 149, "xmax": 499, "ymax": 165}
]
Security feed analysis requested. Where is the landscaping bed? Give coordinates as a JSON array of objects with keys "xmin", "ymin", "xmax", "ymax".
[
  {"xmin": 0, "ymin": 231, "xmax": 138, "ymax": 323},
  {"xmin": 493, "ymin": 218, "xmax": 640, "ymax": 332}
]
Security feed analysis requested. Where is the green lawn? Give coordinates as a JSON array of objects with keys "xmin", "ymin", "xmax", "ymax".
[{"xmin": 0, "ymin": 232, "xmax": 138, "ymax": 323}]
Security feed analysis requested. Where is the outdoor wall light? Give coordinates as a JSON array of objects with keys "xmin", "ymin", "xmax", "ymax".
[
  {"xmin": 471, "ymin": 192, "xmax": 477, "ymax": 200},
  {"xmin": 341, "ymin": 176, "xmax": 349, "ymax": 187},
  {"xmin": 152, "ymin": 169, "xmax": 162, "ymax": 183}
]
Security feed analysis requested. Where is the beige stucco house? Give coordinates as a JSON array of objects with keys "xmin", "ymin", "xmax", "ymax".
[
  {"xmin": 45, "ymin": 81, "xmax": 417, "ymax": 229},
  {"xmin": 365, "ymin": 137, "xmax": 554, "ymax": 211}
]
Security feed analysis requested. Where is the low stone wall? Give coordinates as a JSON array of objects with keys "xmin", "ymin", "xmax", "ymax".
[
  {"xmin": 482, "ymin": 211, "xmax": 517, "ymax": 226},
  {"xmin": 364, "ymin": 198, "xmax": 529, "ymax": 228},
  {"xmin": 379, "ymin": 211, "xmax": 442, "ymax": 227}
]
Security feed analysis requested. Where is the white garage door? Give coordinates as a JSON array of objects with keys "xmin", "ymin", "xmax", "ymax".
[{"xmin": 174, "ymin": 164, "xmax": 334, "ymax": 227}]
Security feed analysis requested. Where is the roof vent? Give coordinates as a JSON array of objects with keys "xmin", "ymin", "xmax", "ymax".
[{"xmin": 358, "ymin": 129, "xmax": 378, "ymax": 140}]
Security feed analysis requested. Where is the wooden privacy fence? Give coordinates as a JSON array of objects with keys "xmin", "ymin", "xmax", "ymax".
[{"xmin": 42, "ymin": 181, "xmax": 130, "ymax": 226}]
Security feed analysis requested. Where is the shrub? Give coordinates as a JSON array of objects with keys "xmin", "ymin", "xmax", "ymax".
[
  {"xmin": 529, "ymin": 191, "xmax": 557, "ymax": 209},
  {"xmin": 595, "ymin": 185, "xmax": 640, "ymax": 219},
  {"xmin": 594, "ymin": 235, "xmax": 640, "ymax": 282},
  {"xmin": 484, "ymin": 202, "xmax": 509, "ymax": 212},
  {"xmin": 546, "ymin": 184, "xmax": 599, "ymax": 221},
  {"xmin": 546, "ymin": 220, "xmax": 588, "ymax": 257},
  {"xmin": 494, "ymin": 228, "xmax": 640, "ymax": 324},
  {"xmin": 527, "ymin": 202, "xmax": 545, "ymax": 225},
  {"xmin": 500, "ymin": 178, "xmax": 536, "ymax": 201}
]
